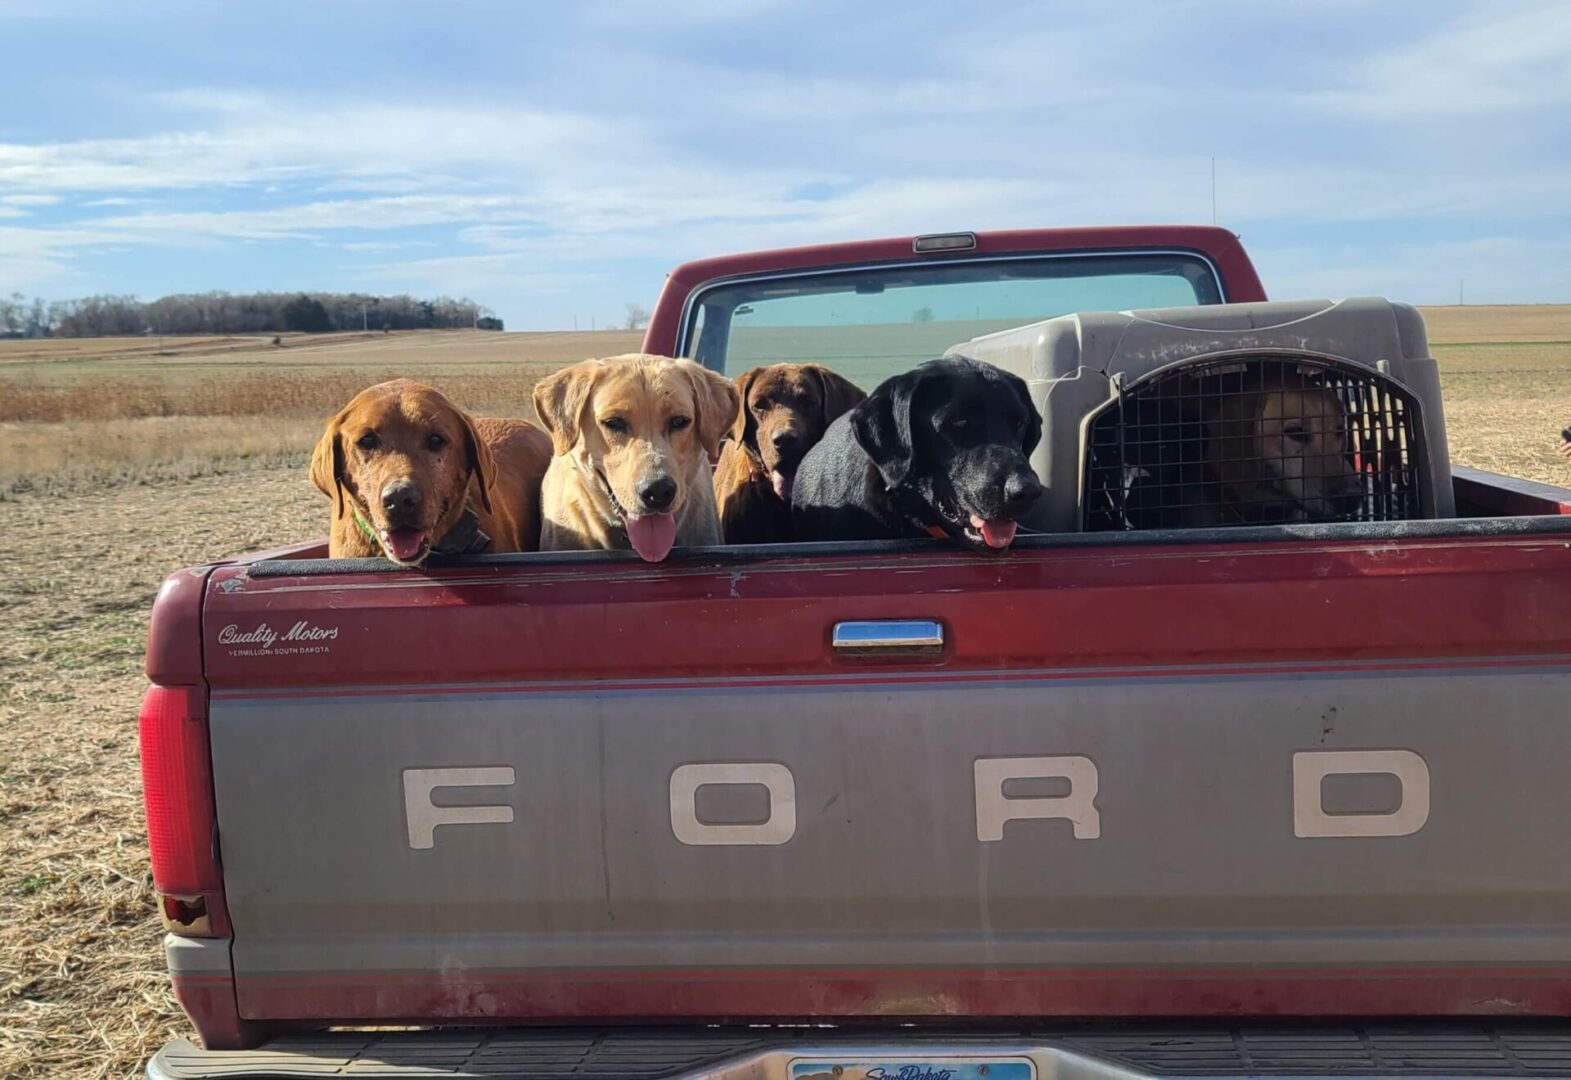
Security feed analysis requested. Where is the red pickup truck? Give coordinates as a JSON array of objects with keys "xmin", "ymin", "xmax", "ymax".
[{"xmin": 140, "ymin": 226, "xmax": 1571, "ymax": 1080}]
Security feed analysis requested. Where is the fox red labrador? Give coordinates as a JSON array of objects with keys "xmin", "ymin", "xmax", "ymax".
[{"xmin": 311, "ymin": 379, "xmax": 550, "ymax": 564}]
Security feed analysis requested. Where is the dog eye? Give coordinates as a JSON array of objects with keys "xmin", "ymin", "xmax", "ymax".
[
  {"xmin": 601, "ymin": 416, "xmax": 629, "ymax": 435},
  {"xmin": 1284, "ymin": 425, "xmax": 1311, "ymax": 443},
  {"xmin": 426, "ymin": 434, "xmax": 447, "ymax": 451},
  {"xmin": 356, "ymin": 433, "xmax": 379, "ymax": 451},
  {"xmin": 947, "ymin": 417, "xmax": 969, "ymax": 431},
  {"xmin": 752, "ymin": 397, "xmax": 772, "ymax": 413},
  {"xmin": 668, "ymin": 415, "xmax": 692, "ymax": 433}
]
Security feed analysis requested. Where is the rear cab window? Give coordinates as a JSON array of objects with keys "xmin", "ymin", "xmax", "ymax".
[{"xmin": 681, "ymin": 252, "xmax": 1223, "ymax": 386}]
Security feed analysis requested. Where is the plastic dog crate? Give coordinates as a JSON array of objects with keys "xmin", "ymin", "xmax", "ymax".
[{"xmin": 948, "ymin": 297, "xmax": 1454, "ymax": 533}]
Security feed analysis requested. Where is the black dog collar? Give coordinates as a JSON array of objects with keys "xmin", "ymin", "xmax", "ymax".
[
  {"xmin": 892, "ymin": 485, "xmax": 953, "ymax": 540},
  {"xmin": 430, "ymin": 508, "xmax": 492, "ymax": 555}
]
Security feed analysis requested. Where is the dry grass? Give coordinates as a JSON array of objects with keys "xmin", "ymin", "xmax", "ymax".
[
  {"xmin": 1419, "ymin": 303, "xmax": 1571, "ymax": 344},
  {"xmin": 0, "ymin": 417, "xmax": 319, "ymax": 497},
  {"xmin": 1426, "ymin": 338, "xmax": 1571, "ymax": 485},
  {"xmin": 0, "ymin": 334, "xmax": 289, "ymax": 365},
  {"xmin": 1433, "ymin": 367, "xmax": 1571, "ymax": 484},
  {"xmin": 0, "ymin": 328, "xmax": 643, "ymax": 368},
  {"xmin": 0, "ymin": 329, "xmax": 644, "ymax": 498},
  {"xmin": 0, "ymin": 369, "xmax": 553, "ymax": 424},
  {"xmin": 0, "ymin": 466, "xmax": 322, "ymax": 1080},
  {"xmin": 4, "ymin": 314, "xmax": 1569, "ymax": 493},
  {"xmin": 0, "ymin": 310, "xmax": 1568, "ymax": 1079}
]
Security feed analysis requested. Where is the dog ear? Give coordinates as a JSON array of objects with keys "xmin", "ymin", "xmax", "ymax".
[
  {"xmin": 1202, "ymin": 392, "xmax": 1261, "ymax": 470},
  {"xmin": 682, "ymin": 360, "xmax": 742, "ymax": 458},
  {"xmin": 457, "ymin": 411, "xmax": 496, "ymax": 515},
  {"xmin": 807, "ymin": 365, "xmax": 866, "ymax": 426},
  {"xmin": 851, "ymin": 368, "xmax": 925, "ymax": 490},
  {"xmin": 1002, "ymin": 369, "xmax": 1042, "ymax": 455},
  {"xmin": 532, "ymin": 361, "xmax": 602, "ymax": 455},
  {"xmin": 728, "ymin": 368, "xmax": 761, "ymax": 447},
  {"xmin": 309, "ymin": 412, "xmax": 347, "ymax": 515}
]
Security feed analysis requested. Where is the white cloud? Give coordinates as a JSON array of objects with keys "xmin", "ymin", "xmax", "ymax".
[
  {"xmin": 583, "ymin": 0, "xmax": 786, "ymax": 29},
  {"xmin": 146, "ymin": 88, "xmax": 278, "ymax": 115},
  {"xmin": 336, "ymin": 240, "xmax": 439, "ymax": 252},
  {"xmin": 94, "ymin": 193, "xmax": 534, "ymax": 240},
  {"xmin": 1306, "ymin": 3, "xmax": 1571, "ymax": 118},
  {"xmin": 0, "ymin": 99, "xmax": 637, "ymax": 195},
  {"xmin": 0, "ymin": 223, "xmax": 134, "ymax": 291},
  {"xmin": 1, "ymin": 2, "xmax": 1568, "ymax": 322}
]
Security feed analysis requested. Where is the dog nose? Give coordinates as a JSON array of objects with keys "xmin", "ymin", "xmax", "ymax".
[
  {"xmin": 771, "ymin": 431, "xmax": 801, "ymax": 456},
  {"xmin": 638, "ymin": 476, "xmax": 677, "ymax": 513},
  {"xmin": 381, "ymin": 479, "xmax": 421, "ymax": 517},
  {"xmin": 1002, "ymin": 470, "xmax": 1043, "ymax": 512}
]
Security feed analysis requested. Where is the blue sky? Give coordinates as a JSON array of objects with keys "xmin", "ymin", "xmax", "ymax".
[{"xmin": 1, "ymin": 0, "xmax": 1568, "ymax": 330}]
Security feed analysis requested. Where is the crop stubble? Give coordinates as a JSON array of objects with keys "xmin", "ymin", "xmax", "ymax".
[{"xmin": 0, "ymin": 310, "xmax": 1568, "ymax": 1078}]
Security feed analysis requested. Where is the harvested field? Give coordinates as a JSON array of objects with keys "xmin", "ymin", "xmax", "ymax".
[
  {"xmin": 1430, "ymin": 341, "xmax": 1571, "ymax": 484},
  {"xmin": 1417, "ymin": 303, "xmax": 1571, "ymax": 344},
  {"xmin": 0, "ymin": 329, "xmax": 642, "ymax": 497},
  {"xmin": 3, "ymin": 313, "xmax": 1570, "ymax": 493},
  {"xmin": 0, "ymin": 467, "xmax": 320, "ymax": 1080},
  {"xmin": 0, "ymin": 328, "xmax": 645, "ymax": 368},
  {"xmin": 0, "ymin": 308, "xmax": 1568, "ymax": 1079}
]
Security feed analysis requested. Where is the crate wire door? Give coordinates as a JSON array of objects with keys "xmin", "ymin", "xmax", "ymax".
[{"xmin": 1083, "ymin": 355, "xmax": 1425, "ymax": 531}]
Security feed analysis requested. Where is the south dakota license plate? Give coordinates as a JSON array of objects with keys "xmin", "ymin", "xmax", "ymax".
[{"xmin": 791, "ymin": 1058, "xmax": 1036, "ymax": 1080}]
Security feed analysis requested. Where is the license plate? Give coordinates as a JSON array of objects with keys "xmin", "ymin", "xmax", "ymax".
[{"xmin": 791, "ymin": 1058, "xmax": 1036, "ymax": 1080}]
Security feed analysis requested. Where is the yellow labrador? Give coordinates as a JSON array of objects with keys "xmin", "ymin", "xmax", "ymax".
[
  {"xmin": 1198, "ymin": 370, "xmax": 1363, "ymax": 523},
  {"xmin": 531, "ymin": 354, "xmax": 739, "ymax": 561}
]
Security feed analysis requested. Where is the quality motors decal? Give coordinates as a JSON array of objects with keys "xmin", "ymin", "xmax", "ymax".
[{"xmin": 217, "ymin": 621, "xmax": 338, "ymax": 657}]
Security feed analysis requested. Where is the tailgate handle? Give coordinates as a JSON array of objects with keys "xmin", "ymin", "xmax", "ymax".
[{"xmin": 832, "ymin": 619, "xmax": 944, "ymax": 657}]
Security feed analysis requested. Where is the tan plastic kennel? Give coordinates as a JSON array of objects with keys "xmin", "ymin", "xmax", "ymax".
[{"xmin": 948, "ymin": 297, "xmax": 1454, "ymax": 533}]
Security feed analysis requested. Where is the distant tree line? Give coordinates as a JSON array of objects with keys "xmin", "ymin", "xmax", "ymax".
[{"xmin": 0, "ymin": 290, "xmax": 503, "ymax": 338}]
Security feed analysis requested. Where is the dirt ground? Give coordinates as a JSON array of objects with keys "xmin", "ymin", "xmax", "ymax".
[
  {"xmin": 0, "ymin": 466, "xmax": 320, "ymax": 1079},
  {"xmin": 1, "ymin": 311, "xmax": 1569, "ymax": 1078}
]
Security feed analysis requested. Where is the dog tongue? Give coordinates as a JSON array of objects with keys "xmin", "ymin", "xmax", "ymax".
[
  {"xmin": 384, "ymin": 527, "xmax": 427, "ymax": 562},
  {"xmin": 624, "ymin": 512, "xmax": 677, "ymax": 562},
  {"xmin": 770, "ymin": 470, "xmax": 793, "ymax": 501},
  {"xmin": 969, "ymin": 513, "xmax": 1017, "ymax": 550}
]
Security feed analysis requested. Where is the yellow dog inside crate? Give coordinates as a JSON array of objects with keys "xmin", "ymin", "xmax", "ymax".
[{"xmin": 950, "ymin": 297, "xmax": 1452, "ymax": 533}]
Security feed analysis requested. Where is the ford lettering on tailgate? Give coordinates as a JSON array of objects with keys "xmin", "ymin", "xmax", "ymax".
[{"xmin": 401, "ymin": 749, "xmax": 1431, "ymax": 850}]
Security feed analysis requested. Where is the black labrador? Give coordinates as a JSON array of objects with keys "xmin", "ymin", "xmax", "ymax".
[{"xmin": 791, "ymin": 355, "xmax": 1043, "ymax": 549}]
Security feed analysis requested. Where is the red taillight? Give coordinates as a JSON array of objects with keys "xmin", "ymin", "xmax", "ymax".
[{"xmin": 138, "ymin": 685, "xmax": 220, "ymax": 896}]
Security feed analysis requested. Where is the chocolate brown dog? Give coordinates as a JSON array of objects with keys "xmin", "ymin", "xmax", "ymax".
[
  {"xmin": 311, "ymin": 379, "xmax": 550, "ymax": 564},
  {"xmin": 713, "ymin": 363, "xmax": 865, "ymax": 544}
]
